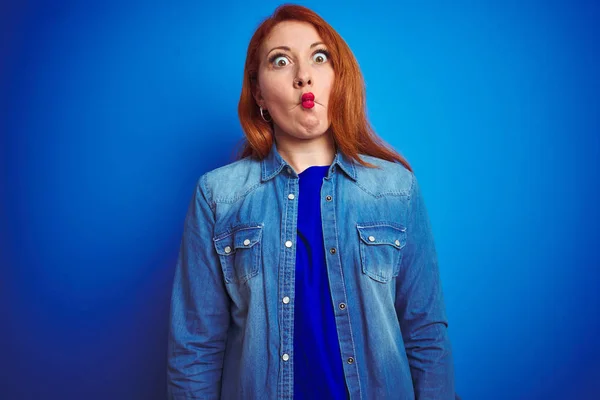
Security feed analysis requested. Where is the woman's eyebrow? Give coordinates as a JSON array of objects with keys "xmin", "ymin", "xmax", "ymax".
[{"xmin": 266, "ymin": 42, "xmax": 325, "ymax": 57}]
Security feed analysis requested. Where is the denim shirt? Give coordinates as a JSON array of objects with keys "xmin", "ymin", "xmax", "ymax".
[{"xmin": 167, "ymin": 142, "xmax": 455, "ymax": 399}]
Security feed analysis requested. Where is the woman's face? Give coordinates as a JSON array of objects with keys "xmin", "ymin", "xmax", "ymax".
[{"xmin": 254, "ymin": 20, "xmax": 334, "ymax": 141}]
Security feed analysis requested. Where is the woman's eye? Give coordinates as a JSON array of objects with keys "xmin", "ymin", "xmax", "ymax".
[
  {"xmin": 313, "ymin": 51, "xmax": 328, "ymax": 64},
  {"xmin": 273, "ymin": 56, "xmax": 289, "ymax": 67}
]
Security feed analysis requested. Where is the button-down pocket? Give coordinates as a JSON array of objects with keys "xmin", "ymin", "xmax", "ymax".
[
  {"xmin": 356, "ymin": 223, "xmax": 407, "ymax": 283},
  {"xmin": 214, "ymin": 224, "xmax": 263, "ymax": 284}
]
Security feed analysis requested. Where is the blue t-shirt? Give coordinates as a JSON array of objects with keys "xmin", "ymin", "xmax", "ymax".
[{"xmin": 294, "ymin": 165, "xmax": 348, "ymax": 400}]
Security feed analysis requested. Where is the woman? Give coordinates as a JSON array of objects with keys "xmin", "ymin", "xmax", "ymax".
[{"xmin": 167, "ymin": 4, "xmax": 455, "ymax": 399}]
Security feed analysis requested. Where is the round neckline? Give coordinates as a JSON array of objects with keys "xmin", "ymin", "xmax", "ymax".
[{"xmin": 298, "ymin": 165, "xmax": 330, "ymax": 177}]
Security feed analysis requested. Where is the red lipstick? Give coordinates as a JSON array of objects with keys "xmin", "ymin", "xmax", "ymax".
[{"xmin": 301, "ymin": 92, "xmax": 315, "ymax": 109}]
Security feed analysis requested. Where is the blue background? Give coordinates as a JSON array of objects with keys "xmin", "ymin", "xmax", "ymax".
[{"xmin": 2, "ymin": 1, "xmax": 599, "ymax": 399}]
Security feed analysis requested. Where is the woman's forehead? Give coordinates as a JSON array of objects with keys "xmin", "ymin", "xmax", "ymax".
[{"xmin": 262, "ymin": 21, "xmax": 323, "ymax": 50}]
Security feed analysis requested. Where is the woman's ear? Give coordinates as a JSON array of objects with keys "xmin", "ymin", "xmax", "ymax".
[{"xmin": 252, "ymin": 85, "xmax": 264, "ymax": 108}]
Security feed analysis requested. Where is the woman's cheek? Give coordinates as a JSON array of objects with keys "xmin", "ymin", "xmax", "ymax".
[{"xmin": 265, "ymin": 80, "xmax": 288, "ymax": 105}]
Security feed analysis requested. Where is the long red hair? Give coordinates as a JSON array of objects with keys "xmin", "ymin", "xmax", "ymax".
[{"xmin": 236, "ymin": 4, "xmax": 412, "ymax": 172}]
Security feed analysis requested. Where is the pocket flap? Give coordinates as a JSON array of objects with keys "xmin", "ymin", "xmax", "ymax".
[
  {"xmin": 356, "ymin": 223, "xmax": 407, "ymax": 248},
  {"xmin": 214, "ymin": 225, "xmax": 263, "ymax": 255}
]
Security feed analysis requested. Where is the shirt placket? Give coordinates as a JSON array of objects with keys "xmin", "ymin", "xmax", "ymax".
[
  {"xmin": 278, "ymin": 166, "xmax": 298, "ymax": 399},
  {"xmin": 321, "ymin": 171, "xmax": 363, "ymax": 399}
]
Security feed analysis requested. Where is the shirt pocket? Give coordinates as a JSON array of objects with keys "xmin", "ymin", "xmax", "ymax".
[
  {"xmin": 213, "ymin": 224, "xmax": 263, "ymax": 284},
  {"xmin": 356, "ymin": 223, "xmax": 407, "ymax": 283}
]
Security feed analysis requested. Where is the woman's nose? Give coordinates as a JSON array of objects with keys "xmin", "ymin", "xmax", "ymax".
[
  {"xmin": 294, "ymin": 64, "xmax": 312, "ymax": 88},
  {"xmin": 294, "ymin": 77, "xmax": 312, "ymax": 88}
]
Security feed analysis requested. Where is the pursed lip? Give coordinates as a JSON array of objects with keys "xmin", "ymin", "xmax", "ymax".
[
  {"xmin": 289, "ymin": 92, "xmax": 321, "ymax": 109},
  {"xmin": 301, "ymin": 92, "xmax": 315, "ymax": 102}
]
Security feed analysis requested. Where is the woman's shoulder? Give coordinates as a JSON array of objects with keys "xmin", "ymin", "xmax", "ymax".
[
  {"xmin": 354, "ymin": 153, "xmax": 415, "ymax": 197},
  {"xmin": 197, "ymin": 156, "xmax": 262, "ymax": 203}
]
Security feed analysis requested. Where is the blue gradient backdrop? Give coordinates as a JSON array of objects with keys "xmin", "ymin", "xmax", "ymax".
[{"xmin": 2, "ymin": 1, "xmax": 599, "ymax": 399}]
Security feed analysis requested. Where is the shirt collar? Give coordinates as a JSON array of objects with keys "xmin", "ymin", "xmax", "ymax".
[{"xmin": 261, "ymin": 140, "xmax": 357, "ymax": 182}]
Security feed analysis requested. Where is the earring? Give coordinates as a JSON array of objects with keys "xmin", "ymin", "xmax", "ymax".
[{"xmin": 260, "ymin": 106, "xmax": 272, "ymax": 123}]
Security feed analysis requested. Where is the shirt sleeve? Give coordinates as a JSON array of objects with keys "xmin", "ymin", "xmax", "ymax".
[
  {"xmin": 167, "ymin": 174, "xmax": 231, "ymax": 399},
  {"xmin": 395, "ymin": 173, "xmax": 456, "ymax": 399}
]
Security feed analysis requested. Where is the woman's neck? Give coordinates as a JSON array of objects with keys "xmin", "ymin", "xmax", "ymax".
[{"xmin": 273, "ymin": 131, "xmax": 336, "ymax": 175}]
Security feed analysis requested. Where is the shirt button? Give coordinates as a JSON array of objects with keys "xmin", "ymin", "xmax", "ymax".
[
  {"xmin": 368, "ymin": 236, "xmax": 376, "ymax": 242},
  {"xmin": 285, "ymin": 240, "xmax": 293, "ymax": 248},
  {"xmin": 243, "ymin": 239, "xmax": 251, "ymax": 246},
  {"xmin": 224, "ymin": 246, "xmax": 232, "ymax": 254},
  {"xmin": 286, "ymin": 167, "xmax": 292, "ymax": 174},
  {"xmin": 282, "ymin": 296, "xmax": 290, "ymax": 304},
  {"xmin": 288, "ymin": 193, "xmax": 295, "ymax": 200},
  {"xmin": 326, "ymin": 195, "xmax": 332, "ymax": 201},
  {"xmin": 329, "ymin": 247, "xmax": 336, "ymax": 254},
  {"xmin": 338, "ymin": 303, "xmax": 346, "ymax": 310},
  {"xmin": 347, "ymin": 357, "xmax": 354, "ymax": 364},
  {"xmin": 282, "ymin": 353, "xmax": 290, "ymax": 361},
  {"xmin": 395, "ymin": 239, "xmax": 400, "ymax": 246}
]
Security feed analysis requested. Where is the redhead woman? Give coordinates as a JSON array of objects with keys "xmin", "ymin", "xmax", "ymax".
[{"xmin": 167, "ymin": 4, "xmax": 456, "ymax": 400}]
